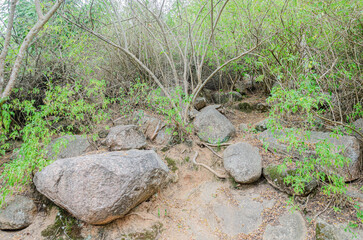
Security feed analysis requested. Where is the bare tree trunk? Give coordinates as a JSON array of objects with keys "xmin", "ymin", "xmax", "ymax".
[
  {"xmin": 0, "ymin": 0, "xmax": 65, "ymax": 100},
  {"xmin": 0, "ymin": 0, "xmax": 18, "ymax": 94}
]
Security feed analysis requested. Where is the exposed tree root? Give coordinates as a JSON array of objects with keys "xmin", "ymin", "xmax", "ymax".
[{"xmin": 192, "ymin": 151, "xmax": 227, "ymax": 179}]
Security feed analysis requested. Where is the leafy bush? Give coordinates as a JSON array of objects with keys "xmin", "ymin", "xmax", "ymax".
[
  {"xmin": 266, "ymin": 78, "xmax": 362, "ymax": 227},
  {"xmin": 0, "ymin": 80, "xmax": 111, "ymax": 206},
  {"xmin": 147, "ymin": 86, "xmax": 193, "ymax": 141}
]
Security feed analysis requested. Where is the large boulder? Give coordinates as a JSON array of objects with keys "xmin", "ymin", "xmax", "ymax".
[
  {"xmin": 47, "ymin": 135, "xmax": 92, "ymax": 160},
  {"xmin": 0, "ymin": 196, "xmax": 37, "ymax": 230},
  {"xmin": 263, "ymin": 164, "xmax": 317, "ymax": 196},
  {"xmin": 194, "ymin": 107, "xmax": 235, "ymax": 144},
  {"xmin": 104, "ymin": 125, "xmax": 147, "ymax": 151},
  {"xmin": 223, "ymin": 142, "xmax": 262, "ymax": 183},
  {"xmin": 34, "ymin": 150, "xmax": 169, "ymax": 225},
  {"xmin": 259, "ymin": 130, "xmax": 362, "ymax": 181}
]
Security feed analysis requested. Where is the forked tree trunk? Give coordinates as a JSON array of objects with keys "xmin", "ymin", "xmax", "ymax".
[{"xmin": 0, "ymin": 0, "xmax": 65, "ymax": 101}]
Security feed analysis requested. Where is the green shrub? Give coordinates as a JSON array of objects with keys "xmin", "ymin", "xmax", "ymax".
[{"xmin": 0, "ymin": 80, "xmax": 111, "ymax": 206}]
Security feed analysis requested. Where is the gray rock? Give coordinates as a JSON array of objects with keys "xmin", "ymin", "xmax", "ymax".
[
  {"xmin": 194, "ymin": 107, "xmax": 235, "ymax": 144},
  {"xmin": 154, "ymin": 128, "xmax": 172, "ymax": 145},
  {"xmin": 104, "ymin": 125, "xmax": 146, "ymax": 151},
  {"xmin": 263, "ymin": 164, "xmax": 318, "ymax": 196},
  {"xmin": 263, "ymin": 211, "xmax": 307, "ymax": 240},
  {"xmin": 255, "ymin": 103, "xmax": 269, "ymax": 112},
  {"xmin": 194, "ymin": 97, "xmax": 207, "ymax": 110},
  {"xmin": 34, "ymin": 150, "xmax": 169, "ymax": 225},
  {"xmin": 255, "ymin": 119, "xmax": 269, "ymax": 132},
  {"xmin": 259, "ymin": 130, "xmax": 362, "ymax": 181},
  {"xmin": 235, "ymin": 74, "xmax": 253, "ymax": 93},
  {"xmin": 316, "ymin": 218, "xmax": 363, "ymax": 240},
  {"xmin": 0, "ymin": 196, "xmax": 37, "ymax": 230},
  {"xmin": 132, "ymin": 111, "xmax": 172, "ymax": 145},
  {"xmin": 212, "ymin": 91, "xmax": 243, "ymax": 104},
  {"xmin": 223, "ymin": 142, "xmax": 262, "ymax": 183},
  {"xmin": 352, "ymin": 118, "xmax": 363, "ymax": 140},
  {"xmin": 47, "ymin": 135, "xmax": 92, "ymax": 160}
]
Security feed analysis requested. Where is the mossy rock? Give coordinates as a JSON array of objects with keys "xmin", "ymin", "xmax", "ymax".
[
  {"xmin": 41, "ymin": 208, "xmax": 83, "ymax": 240},
  {"xmin": 315, "ymin": 218, "xmax": 363, "ymax": 240},
  {"xmin": 263, "ymin": 164, "xmax": 317, "ymax": 196},
  {"xmin": 237, "ymin": 102, "xmax": 254, "ymax": 113},
  {"xmin": 316, "ymin": 222, "xmax": 339, "ymax": 240},
  {"xmin": 165, "ymin": 156, "xmax": 178, "ymax": 172}
]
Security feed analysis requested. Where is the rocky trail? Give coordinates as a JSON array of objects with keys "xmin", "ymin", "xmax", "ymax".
[{"xmin": 1, "ymin": 94, "xmax": 362, "ymax": 240}]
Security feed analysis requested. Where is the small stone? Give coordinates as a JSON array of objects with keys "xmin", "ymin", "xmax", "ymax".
[
  {"xmin": 254, "ymin": 119, "xmax": 269, "ymax": 132},
  {"xmin": 0, "ymin": 196, "xmax": 37, "ymax": 230},
  {"xmin": 223, "ymin": 142, "xmax": 262, "ymax": 183},
  {"xmin": 194, "ymin": 97, "xmax": 207, "ymax": 110}
]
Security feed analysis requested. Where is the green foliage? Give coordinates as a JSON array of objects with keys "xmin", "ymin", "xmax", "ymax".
[
  {"xmin": 147, "ymin": 86, "xmax": 193, "ymax": 141},
  {"xmin": 267, "ymin": 76, "xmax": 363, "ymax": 228},
  {"xmin": 165, "ymin": 156, "xmax": 178, "ymax": 172},
  {"xmin": 117, "ymin": 79, "xmax": 150, "ymax": 116},
  {"xmin": 267, "ymin": 79, "xmax": 350, "ymax": 196},
  {"xmin": 0, "ymin": 80, "xmax": 111, "ymax": 206}
]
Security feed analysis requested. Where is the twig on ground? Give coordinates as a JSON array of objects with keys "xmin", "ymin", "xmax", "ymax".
[
  {"xmin": 314, "ymin": 199, "xmax": 332, "ymax": 220},
  {"xmin": 151, "ymin": 120, "xmax": 161, "ymax": 140},
  {"xmin": 192, "ymin": 151, "xmax": 227, "ymax": 179},
  {"xmin": 315, "ymin": 114, "xmax": 363, "ymax": 140},
  {"xmin": 204, "ymin": 142, "xmax": 231, "ymax": 147},
  {"xmin": 112, "ymin": 116, "xmax": 127, "ymax": 125}
]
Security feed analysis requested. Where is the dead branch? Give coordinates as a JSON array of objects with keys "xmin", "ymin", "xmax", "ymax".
[{"xmin": 192, "ymin": 151, "xmax": 227, "ymax": 179}]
